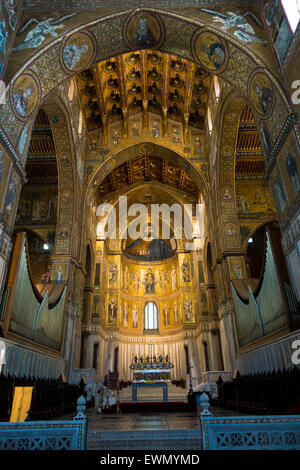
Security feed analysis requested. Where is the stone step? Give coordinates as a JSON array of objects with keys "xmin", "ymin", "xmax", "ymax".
[{"xmin": 87, "ymin": 429, "xmax": 202, "ymax": 450}]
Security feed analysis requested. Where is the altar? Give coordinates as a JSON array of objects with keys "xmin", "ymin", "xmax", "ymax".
[
  {"xmin": 132, "ymin": 382, "xmax": 168, "ymax": 403},
  {"xmin": 130, "ymin": 351, "xmax": 174, "ymax": 403}
]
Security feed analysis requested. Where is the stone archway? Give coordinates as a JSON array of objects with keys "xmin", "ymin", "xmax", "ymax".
[
  {"xmin": 1, "ymin": 8, "xmax": 295, "ymax": 157},
  {"xmin": 39, "ymin": 94, "xmax": 83, "ymax": 282},
  {"xmin": 216, "ymin": 92, "xmax": 246, "ymax": 254},
  {"xmin": 87, "ymin": 141, "xmax": 208, "ymax": 198}
]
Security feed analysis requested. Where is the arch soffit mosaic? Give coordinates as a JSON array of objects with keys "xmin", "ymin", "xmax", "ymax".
[
  {"xmin": 39, "ymin": 94, "xmax": 79, "ymax": 257},
  {"xmin": 1, "ymin": 8, "xmax": 295, "ymax": 170},
  {"xmin": 215, "ymin": 92, "xmax": 247, "ymax": 252}
]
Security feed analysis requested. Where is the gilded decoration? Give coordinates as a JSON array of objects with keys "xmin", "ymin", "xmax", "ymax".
[
  {"xmin": 91, "ymin": 17, "xmax": 126, "ymax": 61},
  {"xmin": 191, "ymin": 30, "xmax": 228, "ymax": 73},
  {"xmin": 0, "ymin": 8, "xmax": 291, "ymax": 161},
  {"xmin": 31, "ymin": 45, "xmax": 68, "ymax": 99},
  {"xmin": 11, "ymin": 72, "xmax": 40, "ymax": 120},
  {"xmin": 123, "ymin": 12, "xmax": 165, "ymax": 50},
  {"xmin": 271, "ymin": 164, "xmax": 288, "ymax": 216},
  {"xmin": 249, "ymin": 70, "xmax": 275, "ymax": 118},
  {"xmin": 0, "ymin": 146, "xmax": 12, "ymax": 210},
  {"xmin": 222, "ymin": 45, "xmax": 255, "ymax": 93},
  {"xmin": 277, "ymin": 130, "xmax": 300, "ymax": 204},
  {"xmin": 61, "ymin": 31, "xmax": 96, "ymax": 74},
  {"xmin": 227, "ymin": 256, "xmax": 247, "ymax": 280},
  {"xmin": 2, "ymin": 168, "xmax": 20, "ymax": 228},
  {"xmin": 99, "ymin": 236, "xmax": 196, "ymax": 331},
  {"xmin": 162, "ymin": 15, "xmax": 195, "ymax": 59}
]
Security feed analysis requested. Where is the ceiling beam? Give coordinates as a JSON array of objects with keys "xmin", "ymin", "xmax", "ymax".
[
  {"xmin": 116, "ymin": 55, "xmax": 127, "ymax": 109},
  {"xmin": 162, "ymin": 53, "xmax": 170, "ymax": 109},
  {"xmin": 92, "ymin": 64, "xmax": 106, "ymax": 114},
  {"xmin": 184, "ymin": 62, "xmax": 196, "ymax": 115}
]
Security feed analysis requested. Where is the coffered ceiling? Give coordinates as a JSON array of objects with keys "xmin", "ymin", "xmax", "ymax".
[{"xmin": 76, "ymin": 50, "xmax": 212, "ymax": 132}]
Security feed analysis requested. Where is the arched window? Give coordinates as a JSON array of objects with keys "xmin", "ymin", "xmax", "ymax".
[
  {"xmin": 207, "ymin": 106, "xmax": 213, "ymax": 134},
  {"xmin": 68, "ymin": 78, "xmax": 75, "ymax": 102},
  {"xmin": 144, "ymin": 302, "xmax": 158, "ymax": 330},
  {"xmin": 281, "ymin": 0, "xmax": 300, "ymax": 33},
  {"xmin": 213, "ymin": 75, "xmax": 220, "ymax": 101}
]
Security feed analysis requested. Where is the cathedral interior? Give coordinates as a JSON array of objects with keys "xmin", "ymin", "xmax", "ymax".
[{"xmin": 0, "ymin": 0, "xmax": 299, "ymax": 452}]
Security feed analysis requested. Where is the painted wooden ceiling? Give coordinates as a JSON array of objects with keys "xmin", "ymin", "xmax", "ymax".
[
  {"xmin": 26, "ymin": 109, "xmax": 57, "ymax": 184},
  {"xmin": 96, "ymin": 154, "xmax": 198, "ymax": 198},
  {"xmin": 76, "ymin": 50, "xmax": 212, "ymax": 132},
  {"xmin": 235, "ymin": 104, "xmax": 265, "ymax": 178}
]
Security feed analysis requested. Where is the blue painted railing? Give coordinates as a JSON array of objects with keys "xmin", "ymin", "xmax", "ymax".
[
  {"xmin": 201, "ymin": 414, "xmax": 300, "ymax": 450},
  {"xmin": 199, "ymin": 392, "xmax": 300, "ymax": 450},
  {"xmin": 197, "ymin": 393, "xmax": 300, "ymax": 450},
  {"xmin": 0, "ymin": 395, "xmax": 87, "ymax": 450}
]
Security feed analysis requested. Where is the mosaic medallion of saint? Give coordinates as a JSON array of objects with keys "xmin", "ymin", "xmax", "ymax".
[
  {"xmin": 192, "ymin": 31, "xmax": 227, "ymax": 73},
  {"xmin": 249, "ymin": 71, "xmax": 274, "ymax": 117},
  {"xmin": 221, "ymin": 144, "xmax": 234, "ymax": 160},
  {"xmin": 61, "ymin": 31, "xmax": 96, "ymax": 73},
  {"xmin": 123, "ymin": 12, "xmax": 165, "ymax": 49},
  {"xmin": 11, "ymin": 73, "xmax": 39, "ymax": 119}
]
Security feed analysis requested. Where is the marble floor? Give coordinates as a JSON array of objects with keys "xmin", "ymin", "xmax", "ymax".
[
  {"xmin": 58, "ymin": 402, "xmax": 246, "ymax": 449},
  {"xmin": 62, "ymin": 405, "xmax": 244, "ymax": 431}
]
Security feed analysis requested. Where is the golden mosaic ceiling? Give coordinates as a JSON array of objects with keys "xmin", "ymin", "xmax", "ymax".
[
  {"xmin": 76, "ymin": 50, "xmax": 212, "ymax": 131},
  {"xmin": 97, "ymin": 154, "xmax": 198, "ymax": 199}
]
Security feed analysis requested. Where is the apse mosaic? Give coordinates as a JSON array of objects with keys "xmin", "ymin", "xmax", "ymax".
[{"xmin": 99, "ymin": 236, "xmax": 196, "ymax": 332}]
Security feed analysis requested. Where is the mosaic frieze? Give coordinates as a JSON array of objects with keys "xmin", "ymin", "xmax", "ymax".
[
  {"xmin": 91, "ymin": 17, "xmax": 126, "ymax": 61},
  {"xmin": 222, "ymin": 45, "xmax": 255, "ymax": 94},
  {"xmin": 31, "ymin": 46, "xmax": 68, "ymax": 98}
]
